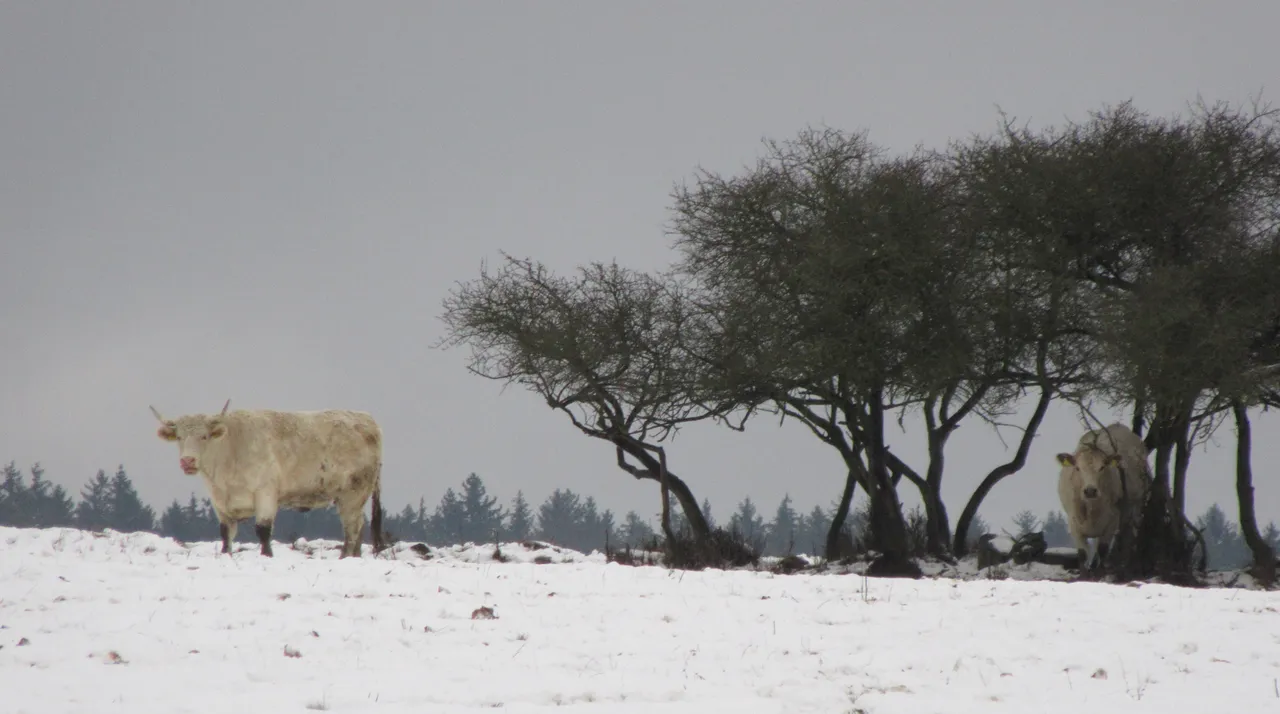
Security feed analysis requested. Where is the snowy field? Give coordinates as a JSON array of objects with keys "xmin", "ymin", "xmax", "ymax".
[{"xmin": 2, "ymin": 527, "xmax": 1278, "ymax": 713}]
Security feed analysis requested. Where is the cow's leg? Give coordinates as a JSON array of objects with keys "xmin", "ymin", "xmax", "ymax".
[
  {"xmin": 255, "ymin": 521, "xmax": 274, "ymax": 557},
  {"xmin": 1070, "ymin": 527, "xmax": 1089, "ymax": 571},
  {"xmin": 336, "ymin": 466, "xmax": 379, "ymax": 558},
  {"xmin": 253, "ymin": 492, "xmax": 278, "ymax": 557},
  {"xmin": 336, "ymin": 495, "xmax": 367, "ymax": 559},
  {"xmin": 219, "ymin": 518, "xmax": 238, "ymax": 555},
  {"xmin": 1096, "ymin": 538, "xmax": 1111, "ymax": 567}
]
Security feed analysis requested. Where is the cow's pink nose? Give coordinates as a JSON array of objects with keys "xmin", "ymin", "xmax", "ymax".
[{"xmin": 180, "ymin": 457, "xmax": 196, "ymax": 469}]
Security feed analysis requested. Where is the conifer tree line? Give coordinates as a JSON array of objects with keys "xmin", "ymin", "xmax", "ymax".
[
  {"xmin": 438, "ymin": 97, "xmax": 1280, "ymax": 579},
  {"xmin": 3, "ymin": 460, "xmax": 1276, "ymax": 569}
]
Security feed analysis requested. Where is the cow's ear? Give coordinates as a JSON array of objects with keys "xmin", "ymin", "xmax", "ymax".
[
  {"xmin": 209, "ymin": 421, "xmax": 227, "ymax": 439},
  {"xmin": 157, "ymin": 423, "xmax": 178, "ymax": 441},
  {"xmin": 1056, "ymin": 453, "xmax": 1075, "ymax": 467}
]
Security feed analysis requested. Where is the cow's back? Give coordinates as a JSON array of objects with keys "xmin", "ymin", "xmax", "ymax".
[
  {"xmin": 223, "ymin": 409, "xmax": 381, "ymax": 505},
  {"xmin": 1076, "ymin": 423, "xmax": 1142, "ymax": 456}
]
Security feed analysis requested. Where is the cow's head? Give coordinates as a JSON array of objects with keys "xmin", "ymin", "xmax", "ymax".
[
  {"xmin": 1056, "ymin": 449, "xmax": 1122, "ymax": 500},
  {"xmin": 150, "ymin": 400, "xmax": 231, "ymax": 475}
]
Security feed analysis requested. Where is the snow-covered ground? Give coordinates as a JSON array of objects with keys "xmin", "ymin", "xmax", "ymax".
[{"xmin": 2, "ymin": 527, "xmax": 1277, "ymax": 713}]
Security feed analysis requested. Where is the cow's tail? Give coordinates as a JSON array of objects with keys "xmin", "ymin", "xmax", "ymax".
[{"xmin": 370, "ymin": 460, "xmax": 385, "ymax": 554}]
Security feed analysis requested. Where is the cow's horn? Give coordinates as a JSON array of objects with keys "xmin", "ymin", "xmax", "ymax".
[
  {"xmin": 220, "ymin": 399, "xmax": 231, "ymax": 416},
  {"xmin": 149, "ymin": 405, "xmax": 167, "ymax": 424}
]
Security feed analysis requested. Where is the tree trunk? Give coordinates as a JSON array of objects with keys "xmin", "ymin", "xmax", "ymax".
[
  {"xmin": 863, "ymin": 393, "xmax": 916, "ymax": 576},
  {"xmin": 1232, "ymin": 401, "xmax": 1276, "ymax": 584},
  {"xmin": 1152, "ymin": 441, "xmax": 1173, "ymax": 495},
  {"xmin": 886, "ymin": 451, "xmax": 951, "ymax": 560},
  {"xmin": 613, "ymin": 440, "xmax": 710, "ymax": 539},
  {"xmin": 1130, "ymin": 398, "xmax": 1147, "ymax": 438},
  {"xmin": 1122, "ymin": 402, "xmax": 1197, "ymax": 582},
  {"xmin": 864, "ymin": 482, "xmax": 916, "ymax": 576},
  {"xmin": 1172, "ymin": 415, "xmax": 1191, "ymax": 520},
  {"xmin": 825, "ymin": 461, "xmax": 862, "ymax": 560},
  {"xmin": 911, "ymin": 387, "xmax": 988, "ymax": 560},
  {"xmin": 924, "ymin": 430, "xmax": 953, "ymax": 557},
  {"xmin": 653, "ymin": 444, "xmax": 675, "ymax": 545},
  {"xmin": 953, "ymin": 386, "xmax": 1052, "ymax": 557}
]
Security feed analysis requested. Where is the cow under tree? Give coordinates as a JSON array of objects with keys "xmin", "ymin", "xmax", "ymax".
[
  {"xmin": 1055, "ymin": 422, "xmax": 1153, "ymax": 570},
  {"xmin": 150, "ymin": 400, "xmax": 385, "ymax": 558}
]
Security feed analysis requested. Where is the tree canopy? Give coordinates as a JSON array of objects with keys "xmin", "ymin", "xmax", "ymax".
[{"xmin": 438, "ymin": 96, "xmax": 1280, "ymax": 581}]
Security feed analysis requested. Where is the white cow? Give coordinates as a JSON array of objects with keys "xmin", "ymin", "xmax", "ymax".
[
  {"xmin": 150, "ymin": 400, "xmax": 384, "ymax": 558},
  {"xmin": 1056, "ymin": 422, "xmax": 1152, "ymax": 570}
]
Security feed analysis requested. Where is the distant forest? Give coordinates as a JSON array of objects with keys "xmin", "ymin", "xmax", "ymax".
[{"xmin": 2, "ymin": 460, "xmax": 1276, "ymax": 570}]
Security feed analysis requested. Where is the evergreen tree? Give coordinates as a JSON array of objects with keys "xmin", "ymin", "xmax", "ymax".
[
  {"xmin": 1011, "ymin": 510, "xmax": 1041, "ymax": 537},
  {"xmin": 42, "ymin": 483, "xmax": 76, "ymax": 527},
  {"xmin": 618, "ymin": 510, "xmax": 656, "ymax": 547},
  {"xmin": 189, "ymin": 497, "xmax": 220, "ymax": 539},
  {"xmin": 727, "ymin": 497, "xmax": 766, "ymax": 551},
  {"xmin": 30, "ymin": 464, "xmax": 74, "ymax": 527},
  {"xmin": 1195, "ymin": 503, "xmax": 1247, "ymax": 571},
  {"xmin": 505, "ymin": 490, "xmax": 534, "ymax": 541},
  {"xmin": 458, "ymin": 473, "xmax": 505, "ymax": 543},
  {"xmin": 24, "ymin": 463, "xmax": 51, "ymax": 526},
  {"xmin": 385, "ymin": 503, "xmax": 425, "ymax": 543},
  {"xmin": 600, "ymin": 508, "xmax": 617, "ymax": 547},
  {"xmin": 108, "ymin": 466, "xmax": 156, "ymax": 533},
  {"xmin": 797, "ymin": 505, "xmax": 831, "ymax": 557},
  {"xmin": 158, "ymin": 494, "xmax": 219, "ymax": 542},
  {"xmin": 159, "ymin": 499, "xmax": 190, "ymax": 540},
  {"xmin": 378, "ymin": 498, "xmax": 431, "ymax": 543},
  {"xmin": 535, "ymin": 488, "xmax": 579, "ymax": 543},
  {"xmin": 428, "ymin": 488, "xmax": 466, "ymax": 544},
  {"xmin": 1263, "ymin": 522, "xmax": 1280, "ymax": 554},
  {"xmin": 75, "ymin": 470, "xmax": 113, "ymax": 531},
  {"xmin": 417, "ymin": 497, "xmax": 429, "ymax": 535},
  {"xmin": 765, "ymin": 494, "xmax": 799, "ymax": 556},
  {"xmin": 160, "ymin": 499, "xmax": 185, "ymax": 536},
  {"xmin": 0, "ymin": 461, "xmax": 28, "ymax": 526},
  {"xmin": 577, "ymin": 496, "xmax": 615, "ymax": 551},
  {"xmin": 1042, "ymin": 511, "xmax": 1071, "ymax": 548},
  {"xmin": 0, "ymin": 463, "xmax": 75, "ymax": 528},
  {"xmin": 535, "ymin": 488, "xmax": 591, "ymax": 549}
]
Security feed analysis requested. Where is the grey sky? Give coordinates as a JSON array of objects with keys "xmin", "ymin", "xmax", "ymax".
[{"xmin": 3, "ymin": 1, "xmax": 1279, "ymax": 536}]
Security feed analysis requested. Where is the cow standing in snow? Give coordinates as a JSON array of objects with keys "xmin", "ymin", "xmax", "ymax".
[
  {"xmin": 1055, "ymin": 422, "xmax": 1152, "ymax": 571},
  {"xmin": 150, "ymin": 400, "xmax": 385, "ymax": 558}
]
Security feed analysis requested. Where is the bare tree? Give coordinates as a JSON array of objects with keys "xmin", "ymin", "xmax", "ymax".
[
  {"xmin": 998, "ymin": 97, "xmax": 1280, "ymax": 578},
  {"xmin": 671, "ymin": 128, "xmax": 964, "ymax": 575},
  {"xmin": 939, "ymin": 120, "xmax": 1101, "ymax": 557},
  {"xmin": 1231, "ymin": 401, "xmax": 1276, "ymax": 583},
  {"xmin": 437, "ymin": 255, "xmax": 730, "ymax": 543},
  {"xmin": 1209, "ymin": 239, "xmax": 1280, "ymax": 580}
]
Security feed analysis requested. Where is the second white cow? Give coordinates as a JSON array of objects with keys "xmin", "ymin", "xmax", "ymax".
[
  {"xmin": 1056, "ymin": 422, "xmax": 1152, "ymax": 570},
  {"xmin": 150, "ymin": 400, "xmax": 384, "ymax": 558}
]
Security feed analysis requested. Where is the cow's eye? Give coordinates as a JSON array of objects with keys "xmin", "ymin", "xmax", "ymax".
[{"xmin": 201, "ymin": 435, "xmax": 209, "ymax": 441}]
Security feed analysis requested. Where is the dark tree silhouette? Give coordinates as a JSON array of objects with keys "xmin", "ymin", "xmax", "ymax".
[
  {"xmin": 505, "ymin": 490, "xmax": 534, "ymax": 541},
  {"xmin": 439, "ymin": 256, "xmax": 729, "ymax": 546},
  {"xmin": 108, "ymin": 466, "xmax": 156, "ymax": 533}
]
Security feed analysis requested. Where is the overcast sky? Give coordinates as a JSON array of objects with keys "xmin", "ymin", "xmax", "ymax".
[{"xmin": 3, "ymin": 1, "xmax": 1279, "ymax": 537}]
